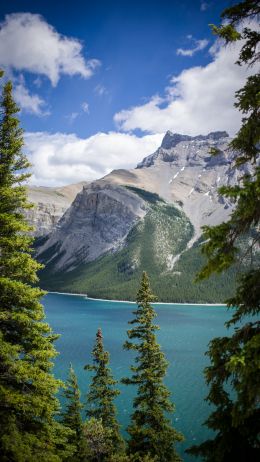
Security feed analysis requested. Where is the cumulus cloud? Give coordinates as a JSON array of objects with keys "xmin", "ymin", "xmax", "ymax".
[
  {"xmin": 25, "ymin": 131, "xmax": 163, "ymax": 186},
  {"xmin": 114, "ymin": 39, "xmax": 256, "ymax": 136},
  {"xmin": 0, "ymin": 13, "xmax": 100, "ymax": 86},
  {"xmin": 177, "ymin": 38, "xmax": 209, "ymax": 57},
  {"xmin": 13, "ymin": 77, "xmax": 48, "ymax": 115}
]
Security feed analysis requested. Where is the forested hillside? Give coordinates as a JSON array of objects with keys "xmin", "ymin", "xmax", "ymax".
[{"xmin": 38, "ymin": 188, "xmax": 238, "ymax": 302}]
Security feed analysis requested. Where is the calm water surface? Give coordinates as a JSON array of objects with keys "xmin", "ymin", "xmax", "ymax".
[{"xmin": 43, "ymin": 293, "xmax": 233, "ymax": 461}]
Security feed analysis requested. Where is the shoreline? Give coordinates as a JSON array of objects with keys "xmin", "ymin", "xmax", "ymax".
[{"xmin": 47, "ymin": 291, "xmax": 227, "ymax": 307}]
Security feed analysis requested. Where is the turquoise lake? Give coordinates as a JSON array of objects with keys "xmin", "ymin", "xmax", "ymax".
[{"xmin": 43, "ymin": 293, "xmax": 233, "ymax": 461}]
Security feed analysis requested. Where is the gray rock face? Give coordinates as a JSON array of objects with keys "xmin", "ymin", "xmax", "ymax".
[
  {"xmin": 26, "ymin": 182, "xmax": 86, "ymax": 236},
  {"xmin": 105, "ymin": 131, "xmax": 247, "ymax": 242},
  {"xmin": 137, "ymin": 131, "xmax": 229, "ymax": 168},
  {"xmin": 37, "ymin": 182, "xmax": 147, "ymax": 271},
  {"xmin": 26, "ymin": 201, "xmax": 68, "ymax": 237},
  {"xmin": 33, "ymin": 130, "xmax": 250, "ymax": 273}
]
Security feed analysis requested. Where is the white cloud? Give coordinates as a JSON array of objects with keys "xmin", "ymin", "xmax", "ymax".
[
  {"xmin": 13, "ymin": 77, "xmax": 47, "ymax": 115},
  {"xmin": 114, "ymin": 39, "xmax": 256, "ymax": 136},
  {"xmin": 82, "ymin": 101, "xmax": 89, "ymax": 113},
  {"xmin": 177, "ymin": 39, "xmax": 209, "ymax": 57},
  {"xmin": 0, "ymin": 13, "xmax": 100, "ymax": 86},
  {"xmin": 25, "ymin": 131, "xmax": 163, "ymax": 186}
]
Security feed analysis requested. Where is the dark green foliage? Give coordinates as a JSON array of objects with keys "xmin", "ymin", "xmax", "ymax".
[
  {"xmin": 38, "ymin": 196, "xmax": 239, "ymax": 302},
  {"xmin": 123, "ymin": 272, "xmax": 184, "ymax": 461},
  {"xmin": 109, "ymin": 454, "xmax": 158, "ymax": 462},
  {"xmin": 85, "ymin": 328, "xmax": 124, "ymax": 455},
  {"xmin": 61, "ymin": 364, "xmax": 87, "ymax": 461},
  {"xmin": 125, "ymin": 186, "xmax": 165, "ymax": 204},
  {"xmin": 188, "ymin": 2, "xmax": 260, "ymax": 460},
  {"xmin": 38, "ymin": 236, "xmax": 237, "ymax": 303},
  {"xmin": 0, "ymin": 73, "xmax": 71, "ymax": 460},
  {"xmin": 83, "ymin": 418, "xmax": 113, "ymax": 462}
]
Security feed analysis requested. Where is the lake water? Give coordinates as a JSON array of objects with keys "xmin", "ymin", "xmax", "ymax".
[{"xmin": 43, "ymin": 293, "xmax": 232, "ymax": 461}]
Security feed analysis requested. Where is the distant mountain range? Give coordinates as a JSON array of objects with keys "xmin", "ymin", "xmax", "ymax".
[{"xmin": 28, "ymin": 130, "xmax": 247, "ymax": 302}]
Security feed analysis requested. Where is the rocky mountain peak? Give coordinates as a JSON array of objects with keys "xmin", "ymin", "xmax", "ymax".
[
  {"xmin": 161, "ymin": 132, "xmax": 191, "ymax": 150},
  {"xmin": 161, "ymin": 130, "xmax": 229, "ymax": 150},
  {"xmin": 30, "ymin": 128, "xmax": 248, "ymax": 298},
  {"xmin": 137, "ymin": 130, "xmax": 230, "ymax": 169},
  {"xmin": 206, "ymin": 131, "xmax": 229, "ymax": 140}
]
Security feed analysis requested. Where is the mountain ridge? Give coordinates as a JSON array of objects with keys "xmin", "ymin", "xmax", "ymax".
[{"xmin": 29, "ymin": 130, "xmax": 246, "ymax": 301}]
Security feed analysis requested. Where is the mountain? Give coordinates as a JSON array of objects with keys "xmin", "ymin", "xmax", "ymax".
[
  {"xmin": 32, "ymin": 131, "xmax": 245, "ymax": 302},
  {"xmin": 104, "ymin": 130, "xmax": 243, "ymax": 240}
]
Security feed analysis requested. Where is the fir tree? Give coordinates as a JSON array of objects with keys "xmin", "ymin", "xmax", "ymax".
[
  {"xmin": 85, "ymin": 328, "xmax": 123, "ymax": 454},
  {"xmin": 83, "ymin": 417, "xmax": 113, "ymax": 462},
  {"xmin": 122, "ymin": 272, "xmax": 183, "ymax": 461},
  {"xmin": 188, "ymin": 1, "xmax": 260, "ymax": 460},
  {"xmin": 61, "ymin": 364, "xmax": 87, "ymax": 461},
  {"xmin": 0, "ymin": 73, "xmax": 70, "ymax": 461}
]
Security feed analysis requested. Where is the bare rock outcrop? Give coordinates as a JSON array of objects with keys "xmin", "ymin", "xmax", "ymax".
[
  {"xmin": 104, "ymin": 131, "xmax": 246, "ymax": 240},
  {"xmin": 36, "ymin": 182, "xmax": 147, "ymax": 271},
  {"xmin": 26, "ymin": 182, "xmax": 87, "ymax": 236}
]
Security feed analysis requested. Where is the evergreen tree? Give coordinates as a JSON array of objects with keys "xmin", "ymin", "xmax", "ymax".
[
  {"xmin": 83, "ymin": 417, "xmax": 113, "ymax": 462},
  {"xmin": 85, "ymin": 328, "xmax": 123, "ymax": 454},
  {"xmin": 122, "ymin": 272, "xmax": 183, "ymax": 461},
  {"xmin": 188, "ymin": 1, "xmax": 260, "ymax": 460},
  {"xmin": 61, "ymin": 364, "xmax": 87, "ymax": 461},
  {"xmin": 0, "ymin": 73, "xmax": 70, "ymax": 461}
]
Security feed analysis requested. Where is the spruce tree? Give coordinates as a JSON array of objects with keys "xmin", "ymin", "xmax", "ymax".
[
  {"xmin": 0, "ymin": 73, "xmax": 70, "ymax": 461},
  {"xmin": 122, "ymin": 272, "xmax": 183, "ymax": 462},
  {"xmin": 85, "ymin": 328, "xmax": 123, "ymax": 454},
  {"xmin": 188, "ymin": 1, "xmax": 260, "ymax": 460},
  {"xmin": 61, "ymin": 364, "xmax": 87, "ymax": 461},
  {"xmin": 83, "ymin": 417, "xmax": 113, "ymax": 462}
]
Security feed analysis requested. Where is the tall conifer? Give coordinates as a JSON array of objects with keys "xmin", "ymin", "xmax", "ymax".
[
  {"xmin": 188, "ymin": 1, "xmax": 260, "ymax": 460},
  {"xmin": 62, "ymin": 364, "xmax": 87, "ymax": 461},
  {"xmin": 85, "ymin": 328, "xmax": 123, "ymax": 453},
  {"xmin": 0, "ymin": 73, "xmax": 70, "ymax": 461},
  {"xmin": 122, "ymin": 272, "xmax": 183, "ymax": 462}
]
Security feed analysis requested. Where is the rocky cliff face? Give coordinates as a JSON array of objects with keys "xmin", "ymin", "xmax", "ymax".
[
  {"xmin": 28, "ymin": 131, "xmax": 240, "ymax": 240},
  {"xmin": 26, "ymin": 182, "xmax": 86, "ymax": 236},
  {"xmin": 36, "ymin": 182, "xmax": 147, "ymax": 271},
  {"xmin": 33, "ymin": 130, "xmax": 249, "ymax": 300},
  {"xmin": 104, "ymin": 130, "xmax": 246, "ymax": 240},
  {"xmin": 34, "ymin": 130, "xmax": 249, "ymax": 275},
  {"xmin": 136, "ymin": 131, "xmax": 229, "ymax": 168}
]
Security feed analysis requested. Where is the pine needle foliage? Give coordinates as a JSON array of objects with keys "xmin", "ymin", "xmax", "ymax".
[
  {"xmin": 122, "ymin": 272, "xmax": 183, "ymax": 461},
  {"xmin": 61, "ymin": 364, "xmax": 87, "ymax": 461},
  {"xmin": 188, "ymin": 1, "xmax": 260, "ymax": 460},
  {"xmin": 0, "ymin": 73, "xmax": 70, "ymax": 461},
  {"xmin": 83, "ymin": 417, "xmax": 113, "ymax": 462},
  {"xmin": 85, "ymin": 328, "xmax": 123, "ymax": 454}
]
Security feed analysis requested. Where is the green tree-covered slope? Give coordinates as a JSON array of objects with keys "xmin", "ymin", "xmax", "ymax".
[{"xmin": 38, "ymin": 188, "xmax": 238, "ymax": 302}]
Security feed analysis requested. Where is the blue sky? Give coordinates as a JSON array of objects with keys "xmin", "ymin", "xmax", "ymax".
[{"xmin": 0, "ymin": 0, "xmax": 253, "ymax": 185}]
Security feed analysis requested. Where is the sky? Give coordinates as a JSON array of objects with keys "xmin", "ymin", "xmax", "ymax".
[{"xmin": 0, "ymin": 0, "xmax": 254, "ymax": 186}]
